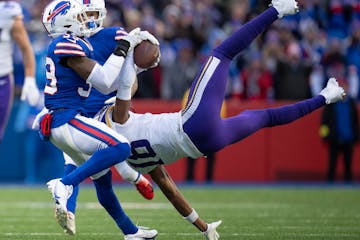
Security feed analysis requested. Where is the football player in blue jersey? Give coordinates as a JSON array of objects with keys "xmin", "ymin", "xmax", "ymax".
[
  {"xmin": 57, "ymin": 0, "xmax": 155, "ymax": 235},
  {"xmin": 40, "ymin": 0, "xmax": 158, "ymax": 239}
]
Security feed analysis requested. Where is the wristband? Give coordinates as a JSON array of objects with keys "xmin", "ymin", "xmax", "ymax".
[
  {"xmin": 24, "ymin": 76, "xmax": 36, "ymax": 83},
  {"xmin": 183, "ymin": 208, "xmax": 199, "ymax": 223},
  {"xmin": 114, "ymin": 39, "xmax": 130, "ymax": 57},
  {"xmin": 116, "ymin": 86, "xmax": 132, "ymax": 101}
]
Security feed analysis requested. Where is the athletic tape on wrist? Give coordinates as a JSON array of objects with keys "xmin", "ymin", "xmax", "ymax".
[
  {"xmin": 184, "ymin": 208, "xmax": 199, "ymax": 223},
  {"xmin": 114, "ymin": 40, "xmax": 130, "ymax": 57}
]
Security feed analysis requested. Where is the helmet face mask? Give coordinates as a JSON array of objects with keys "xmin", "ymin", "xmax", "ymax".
[
  {"xmin": 42, "ymin": 0, "xmax": 106, "ymax": 38},
  {"xmin": 83, "ymin": 0, "xmax": 107, "ymax": 35}
]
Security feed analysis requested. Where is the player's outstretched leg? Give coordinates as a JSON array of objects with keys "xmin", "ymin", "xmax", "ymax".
[
  {"xmin": 210, "ymin": 78, "xmax": 345, "ymax": 152},
  {"xmin": 63, "ymin": 164, "xmax": 78, "ymax": 235},
  {"xmin": 93, "ymin": 171, "xmax": 158, "ymax": 238},
  {"xmin": 115, "ymin": 162, "xmax": 155, "ymax": 200},
  {"xmin": 46, "ymin": 179, "xmax": 73, "ymax": 234},
  {"xmin": 183, "ymin": 1, "xmax": 299, "ymax": 154}
]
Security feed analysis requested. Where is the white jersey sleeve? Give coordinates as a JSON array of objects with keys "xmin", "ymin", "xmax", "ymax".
[
  {"xmin": 96, "ymin": 107, "xmax": 202, "ymax": 173},
  {"xmin": 0, "ymin": 1, "xmax": 23, "ymax": 76}
]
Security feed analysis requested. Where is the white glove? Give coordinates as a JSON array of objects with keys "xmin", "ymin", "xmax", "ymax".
[
  {"xmin": 320, "ymin": 77, "xmax": 346, "ymax": 104},
  {"xmin": 32, "ymin": 107, "xmax": 49, "ymax": 130},
  {"xmin": 21, "ymin": 76, "xmax": 41, "ymax": 106},
  {"xmin": 203, "ymin": 220, "xmax": 222, "ymax": 240},
  {"xmin": 116, "ymin": 50, "xmax": 137, "ymax": 100},
  {"xmin": 138, "ymin": 30, "xmax": 160, "ymax": 46},
  {"xmin": 270, "ymin": 0, "xmax": 299, "ymax": 18},
  {"xmin": 121, "ymin": 27, "xmax": 143, "ymax": 50}
]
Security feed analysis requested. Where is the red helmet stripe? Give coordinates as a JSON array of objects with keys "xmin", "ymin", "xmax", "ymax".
[{"xmin": 47, "ymin": 2, "xmax": 70, "ymax": 21}]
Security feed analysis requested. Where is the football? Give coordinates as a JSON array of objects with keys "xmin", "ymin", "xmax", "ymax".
[{"xmin": 134, "ymin": 40, "xmax": 160, "ymax": 69}]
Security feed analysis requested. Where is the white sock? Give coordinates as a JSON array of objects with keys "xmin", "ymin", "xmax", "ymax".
[{"xmin": 115, "ymin": 161, "xmax": 140, "ymax": 183}]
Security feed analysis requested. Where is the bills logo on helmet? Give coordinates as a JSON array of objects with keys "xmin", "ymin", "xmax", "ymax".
[{"xmin": 47, "ymin": 1, "xmax": 71, "ymax": 26}]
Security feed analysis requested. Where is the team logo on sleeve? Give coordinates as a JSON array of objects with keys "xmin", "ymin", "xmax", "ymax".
[{"xmin": 47, "ymin": 1, "xmax": 71, "ymax": 26}]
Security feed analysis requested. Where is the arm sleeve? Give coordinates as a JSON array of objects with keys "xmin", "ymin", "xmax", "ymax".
[{"xmin": 86, "ymin": 54, "xmax": 125, "ymax": 94}]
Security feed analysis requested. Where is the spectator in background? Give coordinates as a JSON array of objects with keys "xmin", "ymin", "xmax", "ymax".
[
  {"xmin": 346, "ymin": 20, "xmax": 360, "ymax": 100},
  {"xmin": 319, "ymin": 43, "xmax": 359, "ymax": 182},
  {"xmin": 320, "ymin": 76, "xmax": 359, "ymax": 182},
  {"xmin": 299, "ymin": 18, "xmax": 326, "ymax": 65},
  {"xmin": 0, "ymin": 1, "xmax": 40, "ymax": 143},
  {"xmin": 273, "ymin": 40, "xmax": 313, "ymax": 100},
  {"xmin": 299, "ymin": 0, "xmax": 328, "ymax": 30},
  {"xmin": 161, "ymin": 38, "xmax": 199, "ymax": 99},
  {"xmin": 238, "ymin": 53, "xmax": 273, "ymax": 99},
  {"xmin": 326, "ymin": 0, "xmax": 354, "ymax": 39},
  {"xmin": 316, "ymin": 37, "xmax": 353, "ymax": 94},
  {"xmin": 223, "ymin": 0, "xmax": 249, "ymax": 35}
]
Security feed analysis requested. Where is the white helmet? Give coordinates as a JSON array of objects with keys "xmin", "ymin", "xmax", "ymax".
[
  {"xmin": 42, "ymin": 0, "xmax": 106, "ymax": 38},
  {"xmin": 83, "ymin": 0, "xmax": 107, "ymax": 35}
]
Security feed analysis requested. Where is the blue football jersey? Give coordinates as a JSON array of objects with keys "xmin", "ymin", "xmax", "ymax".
[
  {"xmin": 44, "ymin": 33, "xmax": 94, "ymax": 127},
  {"xmin": 84, "ymin": 26, "xmax": 128, "ymax": 117}
]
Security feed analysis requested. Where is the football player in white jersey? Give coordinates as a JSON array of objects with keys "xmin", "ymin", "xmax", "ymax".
[
  {"xmin": 40, "ymin": 0, "xmax": 158, "ymax": 239},
  {"xmin": 0, "ymin": 0, "xmax": 40, "ymax": 143},
  {"xmin": 97, "ymin": 0, "xmax": 345, "ymax": 239}
]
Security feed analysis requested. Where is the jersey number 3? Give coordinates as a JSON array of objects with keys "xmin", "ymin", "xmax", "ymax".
[{"xmin": 44, "ymin": 57, "xmax": 91, "ymax": 97}]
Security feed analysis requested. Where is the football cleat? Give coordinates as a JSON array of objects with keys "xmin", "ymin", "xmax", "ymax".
[
  {"xmin": 270, "ymin": 0, "xmax": 299, "ymax": 18},
  {"xmin": 135, "ymin": 175, "xmax": 154, "ymax": 200},
  {"xmin": 47, "ymin": 178, "xmax": 73, "ymax": 234},
  {"xmin": 124, "ymin": 226, "xmax": 158, "ymax": 240},
  {"xmin": 203, "ymin": 220, "xmax": 222, "ymax": 240},
  {"xmin": 320, "ymin": 78, "xmax": 346, "ymax": 104},
  {"xmin": 59, "ymin": 211, "xmax": 76, "ymax": 235}
]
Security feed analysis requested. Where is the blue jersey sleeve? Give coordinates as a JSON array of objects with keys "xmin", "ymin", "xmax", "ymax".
[
  {"xmin": 88, "ymin": 26, "xmax": 127, "ymax": 65},
  {"xmin": 50, "ymin": 34, "xmax": 93, "ymax": 58},
  {"xmin": 113, "ymin": 26, "xmax": 128, "ymax": 41}
]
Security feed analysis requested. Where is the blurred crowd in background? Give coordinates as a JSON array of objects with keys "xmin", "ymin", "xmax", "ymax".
[
  {"xmin": 15, "ymin": 0, "xmax": 360, "ymax": 102},
  {"xmin": 5, "ymin": 0, "xmax": 360, "ymax": 183}
]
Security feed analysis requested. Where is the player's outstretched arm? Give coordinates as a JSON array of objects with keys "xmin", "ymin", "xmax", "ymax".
[
  {"xmin": 149, "ymin": 166, "xmax": 221, "ymax": 239},
  {"xmin": 111, "ymin": 49, "xmax": 138, "ymax": 124},
  {"xmin": 320, "ymin": 78, "xmax": 346, "ymax": 104},
  {"xmin": 12, "ymin": 16, "xmax": 40, "ymax": 106},
  {"xmin": 66, "ymin": 28, "xmax": 144, "ymax": 95}
]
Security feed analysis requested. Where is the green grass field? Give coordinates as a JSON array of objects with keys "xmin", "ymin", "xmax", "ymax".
[{"xmin": 0, "ymin": 184, "xmax": 359, "ymax": 240}]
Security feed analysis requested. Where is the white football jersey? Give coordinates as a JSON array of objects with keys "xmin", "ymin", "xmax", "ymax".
[
  {"xmin": 0, "ymin": 1, "xmax": 22, "ymax": 76},
  {"xmin": 96, "ymin": 106, "xmax": 202, "ymax": 173}
]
